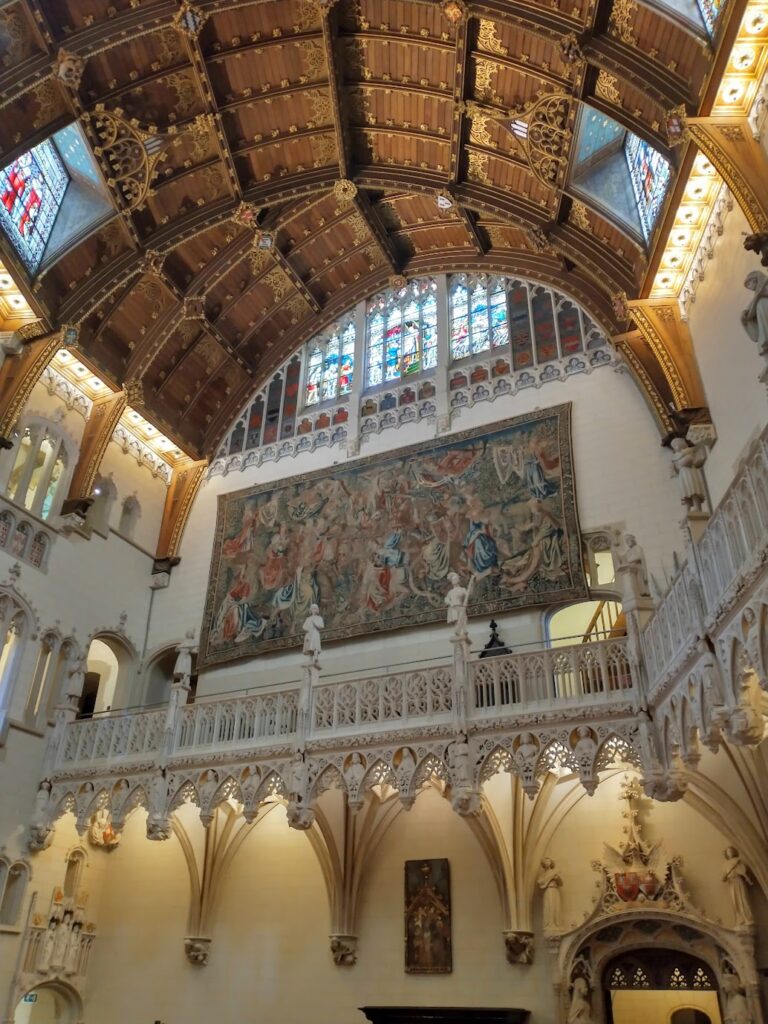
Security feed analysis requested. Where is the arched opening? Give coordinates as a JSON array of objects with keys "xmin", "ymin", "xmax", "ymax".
[
  {"xmin": 62, "ymin": 849, "xmax": 86, "ymax": 901},
  {"xmin": 12, "ymin": 983, "xmax": 81, "ymax": 1024},
  {"xmin": 605, "ymin": 949, "xmax": 722, "ymax": 1024},
  {"xmin": 79, "ymin": 635, "xmax": 134, "ymax": 716},
  {"xmin": 143, "ymin": 647, "xmax": 178, "ymax": 707},
  {"xmin": 0, "ymin": 856, "xmax": 29, "ymax": 926},
  {"xmin": 117, "ymin": 494, "xmax": 140, "ymax": 541},
  {"xmin": 4, "ymin": 423, "xmax": 71, "ymax": 521},
  {"xmin": 84, "ymin": 474, "xmax": 117, "ymax": 538},
  {"xmin": 547, "ymin": 597, "xmax": 625, "ymax": 646}
]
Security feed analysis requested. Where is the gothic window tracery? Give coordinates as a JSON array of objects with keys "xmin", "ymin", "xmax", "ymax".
[
  {"xmin": 305, "ymin": 320, "xmax": 355, "ymax": 407},
  {"xmin": 366, "ymin": 278, "xmax": 438, "ymax": 387},
  {"xmin": 4, "ymin": 422, "xmax": 70, "ymax": 522},
  {"xmin": 449, "ymin": 275, "xmax": 509, "ymax": 360}
]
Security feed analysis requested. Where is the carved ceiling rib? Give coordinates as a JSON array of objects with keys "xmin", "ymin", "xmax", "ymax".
[
  {"xmin": 351, "ymin": 190, "xmax": 401, "ymax": 275},
  {"xmin": 321, "ymin": 3, "xmax": 351, "ymax": 179},
  {"xmin": 449, "ymin": 13, "xmax": 472, "ymax": 186}
]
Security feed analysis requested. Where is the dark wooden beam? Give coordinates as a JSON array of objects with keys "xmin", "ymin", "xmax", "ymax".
[
  {"xmin": 449, "ymin": 14, "xmax": 472, "ymax": 186},
  {"xmin": 352, "ymin": 192, "xmax": 401, "ymax": 275},
  {"xmin": 454, "ymin": 204, "xmax": 487, "ymax": 255},
  {"xmin": 272, "ymin": 248, "xmax": 322, "ymax": 314},
  {"xmin": 321, "ymin": 3, "xmax": 352, "ymax": 179}
]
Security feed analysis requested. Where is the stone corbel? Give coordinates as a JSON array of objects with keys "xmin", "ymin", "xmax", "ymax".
[
  {"xmin": 184, "ymin": 936, "xmax": 211, "ymax": 966},
  {"xmin": 504, "ymin": 930, "xmax": 534, "ymax": 964},
  {"xmin": 329, "ymin": 934, "xmax": 357, "ymax": 966}
]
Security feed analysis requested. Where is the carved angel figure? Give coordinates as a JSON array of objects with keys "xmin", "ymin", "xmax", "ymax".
[
  {"xmin": 723, "ymin": 848, "xmax": 753, "ymax": 928},
  {"xmin": 567, "ymin": 977, "xmax": 595, "ymax": 1024}
]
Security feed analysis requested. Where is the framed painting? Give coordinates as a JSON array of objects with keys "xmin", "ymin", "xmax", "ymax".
[
  {"xmin": 199, "ymin": 403, "xmax": 587, "ymax": 667},
  {"xmin": 405, "ymin": 859, "xmax": 452, "ymax": 974}
]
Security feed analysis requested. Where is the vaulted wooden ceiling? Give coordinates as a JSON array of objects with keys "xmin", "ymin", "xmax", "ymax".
[{"xmin": 0, "ymin": 0, "xmax": 738, "ymax": 457}]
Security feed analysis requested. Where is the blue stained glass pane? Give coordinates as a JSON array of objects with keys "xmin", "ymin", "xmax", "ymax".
[
  {"xmin": 423, "ymin": 324, "xmax": 437, "ymax": 369},
  {"xmin": 0, "ymin": 139, "xmax": 69, "ymax": 273},
  {"xmin": 624, "ymin": 134, "xmax": 671, "ymax": 243},
  {"xmin": 451, "ymin": 315, "xmax": 470, "ymax": 360}
]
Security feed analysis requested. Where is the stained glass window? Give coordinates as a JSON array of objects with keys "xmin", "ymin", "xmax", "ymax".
[
  {"xmin": 624, "ymin": 134, "xmax": 671, "ymax": 243},
  {"xmin": 304, "ymin": 320, "xmax": 355, "ymax": 406},
  {"xmin": 366, "ymin": 278, "xmax": 438, "ymax": 387},
  {"xmin": 0, "ymin": 140, "xmax": 69, "ymax": 273},
  {"xmin": 449, "ymin": 275, "xmax": 509, "ymax": 360},
  {"xmin": 697, "ymin": 0, "xmax": 724, "ymax": 32}
]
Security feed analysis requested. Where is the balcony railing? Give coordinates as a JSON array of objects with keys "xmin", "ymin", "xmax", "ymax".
[
  {"xmin": 642, "ymin": 426, "xmax": 768, "ymax": 688},
  {"xmin": 53, "ymin": 636, "xmax": 638, "ymax": 774}
]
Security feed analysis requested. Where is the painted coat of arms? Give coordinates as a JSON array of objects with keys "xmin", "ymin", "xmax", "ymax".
[{"xmin": 199, "ymin": 403, "xmax": 586, "ymax": 667}]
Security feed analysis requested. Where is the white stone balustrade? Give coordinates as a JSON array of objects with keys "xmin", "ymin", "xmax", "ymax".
[{"xmin": 470, "ymin": 639, "xmax": 634, "ymax": 711}]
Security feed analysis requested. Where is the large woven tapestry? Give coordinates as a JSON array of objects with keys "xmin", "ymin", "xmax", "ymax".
[{"xmin": 199, "ymin": 403, "xmax": 586, "ymax": 667}]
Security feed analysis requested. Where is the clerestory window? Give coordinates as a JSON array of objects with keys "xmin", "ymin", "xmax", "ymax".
[
  {"xmin": 305, "ymin": 320, "xmax": 355, "ymax": 407},
  {"xmin": 366, "ymin": 278, "xmax": 438, "ymax": 387}
]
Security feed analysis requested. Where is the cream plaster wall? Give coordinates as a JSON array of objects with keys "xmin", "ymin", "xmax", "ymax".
[
  {"xmin": 147, "ymin": 367, "xmax": 683, "ymax": 698},
  {"xmin": 38, "ymin": 770, "xmax": 758, "ymax": 1024},
  {"xmin": 686, "ymin": 203, "xmax": 768, "ymax": 505},
  {"xmin": 610, "ymin": 989, "xmax": 721, "ymax": 1023}
]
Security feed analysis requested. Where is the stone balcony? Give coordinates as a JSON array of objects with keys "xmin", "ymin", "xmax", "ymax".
[{"xmin": 28, "ymin": 425, "xmax": 768, "ymax": 849}]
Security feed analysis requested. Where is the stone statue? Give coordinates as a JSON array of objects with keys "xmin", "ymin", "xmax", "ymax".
[
  {"xmin": 29, "ymin": 778, "xmax": 54, "ymax": 852},
  {"xmin": 344, "ymin": 752, "xmax": 365, "ymax": 798},
  {"xmin": 0, "ymin": 331, "xmax": 22, "ymax": 371},
  {"xmin": 537, "ymin": 857, "xmax": 562, "ymax": 932},
  {"xmin": 37, "ymin": 919, "xmax": 57, "ymax": 973},
  {"xmin": 616, "ymin": 532, "xmax": 651, "ymax": 600},
  {"xmin": 723, "ymin": 847, "xmax": 753, "ymax": 927},
  {"xmin": 669, "ymin": 437, "xmax": 707, "ymax": 513},
  {"xmin": 173, "ymin": 628, "xmax": 197, "ymax": 683},
  {"xmin": 448, "ymin": 738, "xmax": 472, "ymax": 790},
  {"xmin": 51, "ymin": 910, "xmax": 73, "ymax": 970},
  {"xmin": 573, "ymin": 726, "xmax": 597, "ymax": 768},
  {"xmin": 302, "ymin": 603, "xmax": 324, "ymax": 662},
  {"xmin": 721, "ymin": 972, "xmax": 752, "ymax": 1024},
  {"xmin": 63, "ymin": 921, "xmax": 82, "ymax": 975},
  {"xmin": 445, "ymin": 572, "xmax": 471, "ymax": 637},
  {"xmin": 66, "ymin": 654, "xmax": 87, "ymax": 701},
  {"xmin": 741, "ymin": 270, "xmax": 768, "ymax": 352},
  {"xmin": 567, "ymin": 976, "xmax": 595, "ymax": 1024}
]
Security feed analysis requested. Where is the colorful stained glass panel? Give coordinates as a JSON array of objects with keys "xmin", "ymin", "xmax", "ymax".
[
  {"xmin": 0, "ymin": 140, "xmax": 69, "ymax": 273},
  {"xmin": 624, "ymin": 134, "xmax": 671, "ymax": 243}
]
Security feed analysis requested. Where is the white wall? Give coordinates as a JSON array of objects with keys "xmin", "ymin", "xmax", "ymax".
[
  {"xmin": 147, "ymin": 366, "xmax": 683, "ymax": 697},
  {"xmin": 687, "ymin": 203, "xmax": 767, "ymax": 505},
  {"xmin": 57, "ymin": 768, "xmax": 759, "ymax": 1024}
]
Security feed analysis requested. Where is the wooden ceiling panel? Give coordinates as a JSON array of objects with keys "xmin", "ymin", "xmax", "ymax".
[{"xmin": 0, "ymin": 0, "xmax": 734, "ymax": 456}]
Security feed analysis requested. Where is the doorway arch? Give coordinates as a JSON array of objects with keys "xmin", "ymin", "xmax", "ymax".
[
  {"xmin": 604, "ymin": 948, "xmax": 721, "ymax": 1024},
  {"xmin": 12, "ymin": 981, "xmax": 82, "ymax": 1024}
]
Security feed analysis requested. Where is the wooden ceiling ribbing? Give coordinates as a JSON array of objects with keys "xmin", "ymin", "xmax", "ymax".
[{"xmin": 0, "ymin": 0, "xmax": 732, "ymax": 455}]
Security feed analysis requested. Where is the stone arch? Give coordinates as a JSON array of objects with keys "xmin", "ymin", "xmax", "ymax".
[
  {"xmin": 82, "ymin": 630, "xmax": 138, "ymax": 714},
  {"xmin": 11, "ymin": 979, "xmax": 84, "ymax": 1024},
  {"xmin": 559, "ymin": 909, "xmax": 757, "ymax": 1024}
]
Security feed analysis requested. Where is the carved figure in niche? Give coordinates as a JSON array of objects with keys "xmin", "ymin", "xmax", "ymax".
[
  {"xmin": 447, "ymin": 738, "xmax": 471, "ymax": 790},
  {"xmin": 721, "ymin": 971, "xmax": 752, "ymax": 1024},
  {"xmin": 50, "ymin": 909, "xmax": 72, "ymax": 970},
  {"xmin": 741, "ymin": 271, "xmax": 768, "ymax": 352},
  {"xmin": 616, "ymin": 532, "xmax": 651, "ymax": 599},
  {"xmin": 286, "ymin": 753, "xmax": 308, "ymax": 801},
  {"xmin": 37, "ymin": 918, "xmax": 57, "ymax": 973},
  {"xmin": 573, "ymin": 726, "xmax": 597, "ymax": 767},
  {"xmin": 302, "ymin": 603, "xmax": 324, "ymax": 661},
  {"xmin": 198, "ymin": 769, "xmax": 218, "ymax": 815},
  {"xmin": 173, "ymin": 628, "xmax": 197, "ymax": 683},
  {"xmin": 567, "ymin": 976, "xmax": 595, "ymax": 1024},
  {"xmin": 344, "ymin": 752, "xmax": 365, "ymax": 807},
  {"xmin": 397, "ymin": 747, "xmax": 416, "ymax": 778},
  {"xmin": 537, "ymin": 857, "xmax": 562, "ymax": 932},
  {"xmin": 723, "ymin": 847, "xmax": 754, "ymax": 928},
  {"xmin": 669, "ymin": 437, "xmax": 707, "ymax": 513},
  {"xmin": 66, "ymin": 655, "xmax": 87, "ymax": 701},
  {"xmin": 63, "ymin": 920, "xmax": 82, "ymax": 975},
  {"xmin": 445, "ymin": 572, "xmax": 472, "ymax": 637}
]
